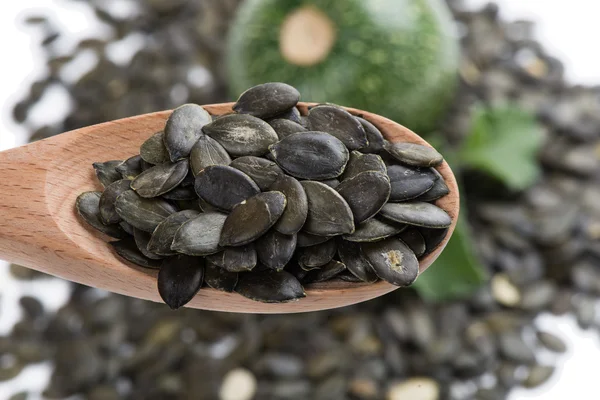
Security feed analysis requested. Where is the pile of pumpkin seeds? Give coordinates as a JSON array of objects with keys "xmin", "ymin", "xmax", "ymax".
[{"xmin": 76, "ymin": 82, "xmax": 452, "ymax": 308}]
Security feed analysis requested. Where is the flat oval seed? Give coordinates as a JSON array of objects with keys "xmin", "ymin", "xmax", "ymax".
[
  {"xmin": 204, "ymin": 263, "xmax": 238, "ymax": 292},
  {"xmin": 189, "ymin": 134, "xmax": 232, "ymax": 176},
  {"xmin": 362, "ymin": 238, "xmax": 419, "ymax": 286},
  {"xmin": 379, "ymin": 202, "xmax": 452, "ymax": 228},
  {"xmin": 203, "ymin": 114, "xmax": 278, "ymax": 156},
  {"xmin": 115, "ymin": 190, "xmax": 177, "ymax": 232},
  {"xmin": 235, "ymin": 270, "xmax": 305, "ymax": 303},
  {"xmin": 336, "ymin": 171, "xmax": 391, "ymax": 224},
  {"xmin": 76, "ymin": 191, "xmax": 128, "ymax": 239},
  {"xmin": 158, "ymin": 255, "xmax": 204, "ymax": 310},
  {"xmin": 133, "ymin": 228, "xmax": 163, "ymax": 260},
  {"xmin": 319, "ymin": 179, "xmax": 340, "ymax": 188},
  {"xmin": 269, "ymin": 106, "xmax": 302, "ymax": 124},
  {"xmin": 298, "ymin": 240, "xmax": 337, "ymax": 269},
  {"xmin": 419, "ymin": 227, "xmax": 449, "ymax": 256},
  {"xmin": 397, "ymin": 228, "xmax": 427, "ymax": 257},
  {"xmin": 140, "ymin": 132, "xmax": 170, "ymax": 165},
  {"xmin": 337, "ymin": 239, "xmax": 379, "ymax": 283},
  {"xmin": 270, "ymin": 132, "xmax": 349, "ymax": 180},
  {"xmin": 164, "ymin": 104, "xmax": 211, "ymax": 161},
  {"xmin": 338, "ymin": 270, "xmax": 364, "ymax": 282},
  {"xmin": 194, "ymin": 165, "xmax": 260, "ymax": 211},
  {"xmin": 387, "ymin": 164, "xmax": 438, "ymax": 202},
  {"xmin": 342, "ymin": 151, "xmax": 386, "ymax": 181},
  {"xmin": 206, "ymin": 243, "xmax": 257, "ymax": 272},
  {"xmin": 301, "ymin": 181, "xmax": 355, "ymax": 236},
  {"xmin": 116, "ymin": 155, "xmax": 144, "ymax": 180},
  {"xmin": 148, "ymin": 210, "xmax": 200, "ymax": 256},
  {"xmin": 230, "ymin": 156, "xmax": 284, "ymax": 191},
  {"xmin": 110, "ymin": 237, "xmax": 160, "ymax": 269},
  {"xmin": 296, "ymin": 232, "xmax": 331, "ymax": 247},
  {"xmin": 233, "ymin": 82, "xmax": 300, "ymax": 119},
  {"xmin": 268, "ymin": 118, "xmax": 307, "ymax": 139},
  {"xmin": 270, "ymin": 175, "xmax": 308, "ymax": 235},
  {"xmin": 343, "ymin": 218, "xmax": 406, "ymax": 243},
  {"xmin": 161, "ymin": 186, "xmax": 197, "ymax": 201},
  {"xmin": 131, "ymin": 159, "xmax": 189, "ymax": 198},
  {"xmin": 286, "ymin": 260, "xmax": 310, "ymax": 282},
  {"xmin": 415, "ymin": 171, "xmax": 450, "ymax": 202},
  {"xmin": 93, "ymin": 160, "xmax": 123, "ymax": 187},
  {"xmin": 303, "ymin": 260, "xmax": 346, "ymax": 284},
  {"xmin": 171, "ymin": 212, "xmax": 228, "ymax": 256},
  {"xmin": 220, "ymin": 191, "xmax": 287, "ymax": 247},
  {"xmin": 99, "ymin": 179, "xmax": 132, "ymax": 225},
  {"xmin": 256, "ymin": 230, "xmax": 297, "ymax": 271},
  {"xmin": 356, "ymin": 117, "xmax": 384, "ymax": 153},
  {"xmin": 120, "ymin": 221, "xmax": 134, "ymax": 235},
  {"xmin": 307, "ymin": 105, "xmax": 367, "ymax": 150},
  {"xmin": 384, "ymin": 142, "xmax": 444, "ymax": 167}
]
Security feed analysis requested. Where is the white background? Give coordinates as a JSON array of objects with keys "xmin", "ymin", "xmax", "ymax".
[{"xmin": 0, "ymin": 0, "xmax": 599, "ymax": 398}]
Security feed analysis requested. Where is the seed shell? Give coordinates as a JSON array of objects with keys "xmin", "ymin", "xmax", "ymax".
[
  {"xmin": 206, "ymin": 243, "xmax": 258, "ymax": 273},
  {"xmin": 342, "ymin": 151, "xmax": 386, "ymax": 181},
  {"xmin": 161, "ymin": 186, "xmax": 198, "ymax": 201},
  {"xmin": 131, "ymin": 159, "xmax": 189, "ymax": 198},
  {"xmin": 189, "ymin": 134, "xmax": 232, "ymax": 176},
  {"xmin": 171, "ymin": 212, "xmax": 228, "ymax": 256},
  {"xmin": 99, "ymin": 179, "xmax": 132, "ymax": 225},
  {"xmin": 379, "ymin": 202, "xmax": 452, "ymax": 228},
  {"xmin": 76, "ymin": 191, "xmax": 128, "ymax": 239},
  {"xmin": 164, "ymin": 104, "xmax": 211, "ymax": 161},
  {"xmin": 147, "ymin": 210, "xmax": 200, "ymax": 256},
  {"xmin": 115, "ymin": 190, "xmax": 177, "ymax": 232},
  {"xmin": 203, "ymin": 113, "xmax": 278, "ymax": 156},
  {"xmin": 298, "ymin": 240, "xmax": 337, "ymax": 269},
  {"xmin": 419, "ymin": 227, "xmax": 449, "ymax": 256},
  {"xmin": 157, "ymin": 255, "xmax": 205, "ymax": 310},
  {"xmin": 414, "ymin": 170, "xmax": 450, "ymax": 201},
  {"xmin": 343, "ymin": 218, "xmax": 406, "ymax": 243},
  {"xmin": 269, "ymin": 105, "xmax": 302, "ymax": 124},
  {"xmin": 230, "ymin": 156, "xmax": 284, "ymax": 191},
  {"xmin": 256, "ymin": 230, "xmax": 297, "ymax": 271},
  {"xmin": 307, "ymin": 105, "xmax": 368, "ymax": 150},
  {"xmin": 301, "ymin": 181, "xmax": 355, "ymax": 236},
  {"xmin": 204, "ymin": 263, "xmax": 238, "ymax": 293},
  {"xmin": 194, "ymin": 165, "xmax": 260, "ymax": 211},
  {"xmin": 384, "ymin": 142, "xmax": 444, "ymax": 167},
  {"xmin": 336, "ymin": 171, "xmax": 391, "ymax": 224},
  {"xmin": 337, "ymin": 239, "xmax": 379, "ymax": 283},
  {"xmin": 356, "ymin": 116, "xmax": 385, "ymax": 153},
  {"xmin": 233, "ymin": 82, "xmax": 300, "ymax": 119},
  {"xmin": 235, "ymin": 270, "xmax": 305, "ymax": 303},
  {"xmin": 133, "ymin": 228, "xmax": 163, "ymax": 260},
  {"xmin": 140, "ymin": 131, "xmax": 170, "ymax": 165},
  {"xmin": 387, "ymin": 164, "xmax": 438, "ymax": 202},
  {"xmin": 362, "ymin": 238, "xmax": 419, "ymax": 286},
  {"xmin": 268, "ymin": 118, "xmax": 307, "ymax": 139},
  {"xmin": 302, "ymin": 260, "xmax": 346, "ymax": 284},
  {"xmin": 110, "ymin": 237, "xmax": 161, "ymax": 269},
  {"xmin": 397, "ymin": 228, "xmax": 427, "ymax": 258},
  {"xmin": 296, "ymin": 232, "xmax": 331, "ymax": 248},
  {"xmin": 92, "ymin": 160, "xmax": 123, "ymax": 187},
  {"xmin": 116, "ymin": 155, "xmax": 144, "ymax": 180},
  {"xmin": 270, "ymin": 175, "xmax": 308, "ymax": 235}
]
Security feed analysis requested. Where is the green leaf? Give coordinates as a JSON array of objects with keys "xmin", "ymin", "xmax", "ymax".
[
  {"xmin": 459, "ymin": 105, "xmax": 544, "ymax": 191},
  {"xmin": 413, "ymin": 212, "xmax": 488, "ymax": 302}
]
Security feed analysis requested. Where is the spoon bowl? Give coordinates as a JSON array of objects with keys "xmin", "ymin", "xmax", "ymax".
[{"xmin": 0, "ymin": 102, "xmax": 459, "ymax": 313}]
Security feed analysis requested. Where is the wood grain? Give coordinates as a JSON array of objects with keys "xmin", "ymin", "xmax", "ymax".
[{"xmin": 0, "ymin": 102, "xmax": 459, "ymax": 313}]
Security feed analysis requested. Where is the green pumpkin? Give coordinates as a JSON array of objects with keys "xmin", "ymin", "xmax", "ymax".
[{"xmin": 227, "ymin": 0, "xmax": 459, "ymax": 133}]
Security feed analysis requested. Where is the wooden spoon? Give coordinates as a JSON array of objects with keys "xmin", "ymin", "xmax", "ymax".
[{"xmin": 0, "ymin": 102, "xmax": 459, "ymax": 313}]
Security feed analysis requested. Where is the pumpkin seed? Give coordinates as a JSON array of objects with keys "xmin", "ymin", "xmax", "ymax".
[
  {"xmin": 119, "ymin": 221, "xmax": 134, "ymax": 235},
  {"xmin": 301, "ymin": 181, "xmax": 355, "ymax": 236},
  {"xmin": 343, "ymin": 218, "xmax": 405, "ymax": 243},
  {"xmin": 230, "ymin": 156, "xmax": 284, "ymax": 190},
  {"xmin": 319, "ymin": 179, "xmax": 340, "ymax": 188},
  {"xmin": 342, "ymin": 151, "xmax": 386, "ymax": 181},
  {"xmin": 386, "ymin": 164, "xmax": 438, "ymax": 202},
  {"xmin": 307, "ymin": 105, "xmax": 368, "ymax": 150},
  {"xmin": 419, "ymin": 227, "xmax": 449, "ymax": 256},
  {"xmin": 336, "ymin": 171, "xmax": 391, "ymax": 224},
  {"xmin": 414, "ymin": 169, "xmax": 450, "ymax": 201},
  {"xmin": 171, "ymin": 212, "xmax": 228, "ymax": 256},
  {"xmin": 164, "ymin": 104, "xmax": 211, "ymax": 161},
  {"xmin": 269, "ymin": 132, "xmax": 349, "ymax": 180},
  {"xmin": 384, "ymin": 142, "xmax": 444, "ymax": 167},
  {"xmin": 109, "ymin": 237, "xmax": 160, "ymax": 269},
  {"xmin": 296, "ymin": 232, "xmax": 331, "ymax": 248},
  {"xmin": 338, "ymin": 270, "xmax": 364, "ymax": 282},
  {"xmin": 148, "ymin": 210, "xmax": 200, "ymax": 256},
  {"xmin": 397, "ymin": 228, "xmax": 427, "ymax": 258},
  {"xmin": 235, "ymin": 270, "xmax": 305, "ymax": 303},
  {"xmin": 203, "ymin": 114, "xmax": 278, "ymax": 156},
  {"xmin": 198, "ymin": 197, "xmax": 219, "ymax": 212},
  {"xmin": 379, "ymin": 202, "xmax": 452, "ymax": 228},
  {"xmin": 99, "ymin": 179, "xmax": 132, "ymax": 225},
  {"xmin": 206, "ymin": 243, "xmax": 257, "ymax": 272},
  {"xmin": 269, "ymin": 106, "xmax": 302, "ymax": 124},
  {"xmin": 286, "ymin": 259, "xmax": 310, "ymax": 282},
  {"xmin": 268, "ymin": 118, "xmax": 307, "ymax": 139},
  {"xmin": 233, "ymin": 82, "xmax": 300, "ymax": 119},
  {"xmin": 270, "ymin": 175, "xmax": 308, "ymax": 235},
  {"xmin": 157, "ymin": 255, "xmax": 205, "ymax": 310},
  {"xmin": 362, "ymin": 238, "xmax": 419, "ymax": 286},
  {"xmin": 298, "ymin": 240, "xmax": 337, "ymax": 269},
  {"xmin": 337, "ymin": 239, "xmax": 379, "ymax": 283},
  {"xmin": 116, "ymin": 155, "xmax": 144, "ymax": 180},
  {"xmin": 115, "ymin": 190, "xmax": 177, "ymax": 232},
  {"xmin": 133, "ymin": 228, "xmax": 163, "ymax": 260},
  {"xmin": 161, "ymin": 186, "xmax": 198, "ymax": 201},
  {"xmin": 131, "ymin": 159, "xmax": 189, "ymax": 198},
  {"xmin": 189, "ymin": 134, "xmax": 232, "ymax": 176},
  {"xmin": 204, "ymin": 263, "xmax": 238, "ymax": 292},
  {"xmin": 356, "ymin": 117, "xmax": 384, "ymax": 153},
  {"xmin": 219, "ymin": 191, "xmax": 287, "ymax": 247},
  {"xmin": 194, "ymin": 165, "xmax": 260, "ymax": 211},
  {"xmin": 256, "ymin": 230, "xmax": 297, "ymax": 271},
  {"xmin": 140, "ymin": 131, "xmax": 170, "ymax": 165},
  {"xmin": 303, "ymin": 260, "xmax": 346, "ymax": 284},
  {"xmin": 76, "ymin": 191, "xmax": 128, "ymax": 239},
  {"xmin": 92, "ymin": 160, "xmax": 123, "ymax": 187}
]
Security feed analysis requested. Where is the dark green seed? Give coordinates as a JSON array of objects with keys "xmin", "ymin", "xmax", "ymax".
[
  {"xmin": 338, "ymin": 270, "xmax": 364, "ymax": 282},
  {"xmin": 235, "ymin": 270, "xmax": 305, "ymax": 303},
  {"xmin": 133, "ymin": 228, "xmax": 163, "ymax": 260},
  {"xmin": 92, "ymin": 160, "xmax": 123, "ymax": 187},
  {"xmin": 342, "ymin": 151, "xmax": 386, "ymax": 181},
  {"xmin": 99, "ymin": 179, "xmax": 132, "ymax": 225},
  {"xmin": 164, "ymin": 104, "xmax": 211, "ymax": 161},
  {"xmin": 110, "ymin": 237, "xmax": 161, "ymax": 269},
  {"xmin": 204, "ymin": 263, "xmax": 238, "ymax": 292},
  {"xmin": 384, "ymin": 142, "xmax": 444, "ymax": 167},
  {"xmin": 115, "ymin": 190, "xmax": 177, "ymax": 232},
  {"xmin": 536, "ymin": 331, "xmax": 567, "ymax": 353},
  {"xmin": 387, "ymin": 165, "xmax": 438, "ymax": 201},
  {"xmin": 256, "ymin": 230, "xmax": 297, "ymax": 271},
  {"xmin": 379, "ymin": 202, "xmax": 452, "ymax": 228},
  {"xmin": 336, "ymin": 171, "xmax": 391, "ymax": 224},
  {"xmin": 296, "ymin": 232, "xmax": 331, "ymax": 248},
  {"xmin": 140, "ymin": 131, "xmax": 170, "ymax": 165},
  {"xmin": 419, "ymin": 227, "xmax": 449, "ymax": 256},
  {"xmin": 303, "ymin": 260, "xmax": 346, "ymax": 284},
  {"xmin": 298, "ymin": 240, "xmax": 337, "ymax": 269},
  {"xmin": 307, "ymin": 105, "xmax": 367, "ymax": 150},
  {"xmin": 356, "ymin": 117, "xmax": 384, "ymax": 153},
  {"xmin": 268, "ymin": 118, "xmax": 307, "ymax": 139},
  {"xmin": 203, "ymin": 113, "xmax": 278, "ymax": 156},
  {"xmin": 131, "ymin": 159, "xmax": 189, "ymax": 198},
  {"xmin": 220, "ymin": 191, "xmax": 287, "ymax": 247},
  {"xmin": 337, "ymin": 239, "xmax": 379, "ymax": 283},
  {"xmin": 157, "ymin": 255, "xmax": 205, "ymax": 310},
  {"xmin": 198, "ymin": 197, "xmax": 219, "ymax": 212},
  {"xmin": 233, "ymin": 82, "xmax": 300, "ymax": 119},
  {"xmin": 523, "ymin": 365, "xmax": 555, "ymax": 388},
  {"xmin": 270, "ymin": 132, "xmax": 349, "ymax": 180},
  {"xmin": 270, "ymin": 175, "xmax": 308, "ymax": 235},
  {"xmin": 119, "ymin": 221, "xmax": 134, "ymax": 235},
  {"xmin": 286, "ymin": 260, "xmax": 310, "ymax": 282},
  {"xmin": 362, "ymin": 238, "xmax": 419, "ymax": 286},
  {"xmin": 269, "ymin": 106, "xmax": 302, "ymax": 124},
  {"xmin": 116, "ymin": 155, "xmax": 144, "ymax": 180},
  {"xmin": 301, "ymin": 181, "xmax": 355, "ymax": 236},
  {"xmin": 230, "ymin": 156, "xmax": 284, "ymax": 190},
  {"xmin": 319, "ymin": 179, "xmax": 340, "ymax": 188},
  {"xmin": 189, "ymin": 134, "xmax": 232, "ymax": 176},
  {"xmin": 161, "ymin": 185, "xmax": 197, "ymax": 201},
  {"xmin": 206, "ymin": 243, "xmax": 257, "ymax": 272},
  {"xmin": 397, "ymin": 228, "xmax": 427, "ymax": 258},
  {"xmin": 414, "ymin": 170, "xmax": 450, "ymax": 201},
  {"xmin": 194, "ymin": 165, "xmax": 260, "ymax": 211},
  {"xmin": 171, "ymin": 212, "xmax": 228, "ymax": 256},
  {"xmin": 343, "ymin": 218, "xmax": 406, "ymax": 243},
  {"xmin": 76, "ymin": 191, "xmax": 128, "ymax": 239},
  {"xmin": 148, "ymin": 210, "xmax": 200, "ymax": 256}
]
